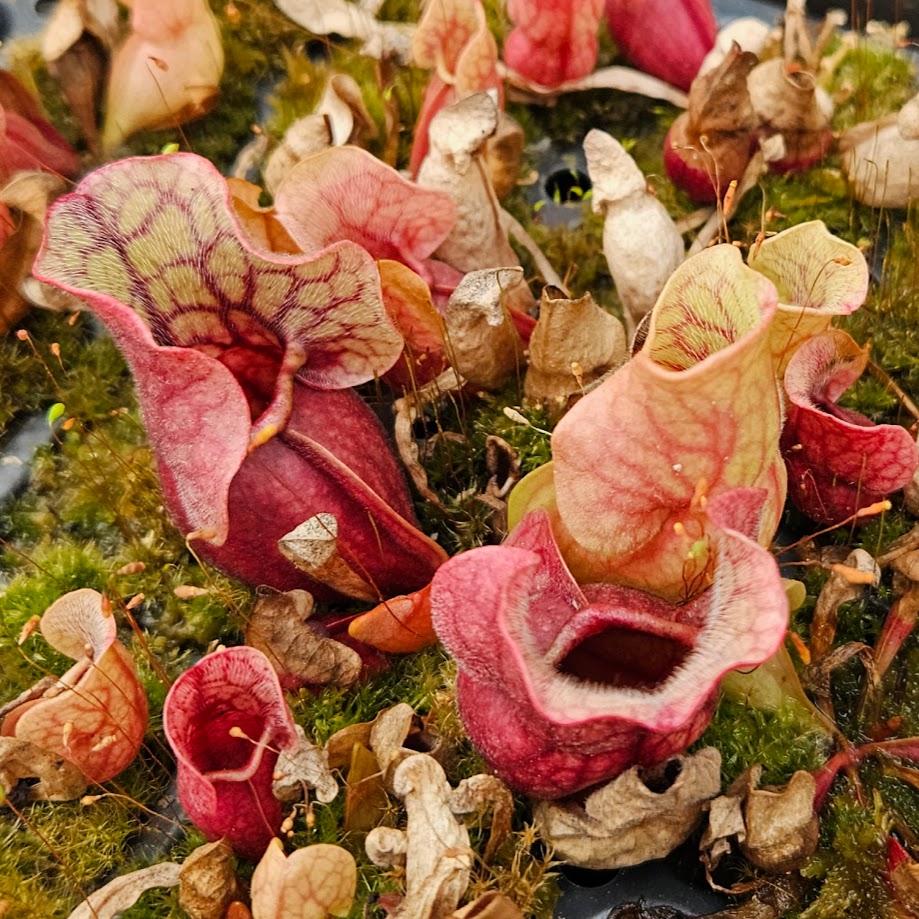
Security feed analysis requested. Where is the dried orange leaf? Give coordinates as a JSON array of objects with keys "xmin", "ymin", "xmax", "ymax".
[{"xmin": 348, "ymin": 584, "xmax": 437, "ymax": 654}]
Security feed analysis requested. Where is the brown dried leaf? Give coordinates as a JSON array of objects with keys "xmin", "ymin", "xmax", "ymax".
[
  {"xmin": 326, "ymin": 721, "xmax": 374, "ymax": 771},
  {"xmin": 702, "ymin": 765, "xmax": 819, "ymax": 875},
  {"xmin": 178, "ymin": 840, "xmax": 244, "ymax": 919},
  {"xmin": 443, "ymin": 268, "xmax": 524, "ymax": 391},
  {"xmin": 418, "ymin": 94, "xmax": 531, "ymax": 327},
  {"xmin": 365, "ymin": 753, "xmax": 473, "ymax": 918},
  {"xmin": 453, "ymin": 892, "xmax": 525, "ymax": 919},
  {"xmin": 273, "ymin": 724, "xmax": 339, "ymax": 805},
  {"xmin": 244, "ymin": 589, "xmax": 362, "ymax": 688},
  {"xmin": 370, "ymin": 702, "xmax": 421, "ymax": 785},
  {"xmin": 0, "ymin": 737, "xmax": 87, "ymax": 802},
  {"xmin": 393, "ymin": 369, "xmax": 464, "ymax": 508},
  {"xmin": 740, "ymin": 768, "xmax": 819, "ymax": 873},
  {"xmin": 484, "ymin": 113, "xmax": 524, "ymax": 200},
  {"xmin": 277, "ymin": 516, "xmax": 378, "ymax": 602},
  {"xmin": 42, "ymin": 0, "xmax": 117, "ymax": 152},
  {"xmin": 534, "ymin": 748, "xmax": 722, "ymax": 869},
  {"xmin": 524, "ymin": 287, "xmax": 626, "ymax": 420},
  {"xmin": 66, "ymin": 863, "xmax": 182, "ymax": 919},
  {"xmin": 809, "ymin": 548, "xmax": 879, "ymax": 661},
  {"xmin": 449, "ymin": 773, "xmax": 514, "ymax": 863}
]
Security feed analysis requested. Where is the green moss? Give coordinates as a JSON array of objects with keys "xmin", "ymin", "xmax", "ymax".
[
  {"xmin": 698, "ymin": 697, "xmax": 828, "ymax": 787},
  {"xmin": 800, "ymin": 795, "xmax": 893, "ymax": 919}
]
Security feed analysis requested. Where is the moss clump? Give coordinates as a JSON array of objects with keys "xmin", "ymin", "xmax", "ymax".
[
  {"xmin": 698, "ymin": 696, "xmax": 829, "ymax": 788},
  {"xmin": 800, "ymin": 795, "xmax": 893, "ymax": 919}
]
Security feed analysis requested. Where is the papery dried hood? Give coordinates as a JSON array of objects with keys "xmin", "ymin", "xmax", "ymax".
[
  {"xmin": 841, "ymin": 94, "xmax": 919, "ymax": 208},
  {"xmin": 663, "ymin": 44, "xmax": 758, "ymax": 203},
  {"xmin": 585, "ymin": 128, "xmax": 684, "ymax": 326}
]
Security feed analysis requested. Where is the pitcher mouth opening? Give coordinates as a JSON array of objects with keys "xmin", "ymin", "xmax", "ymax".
[{"xmin": 556, "ymin": 627, "xmax": 693, "ymax": 690}]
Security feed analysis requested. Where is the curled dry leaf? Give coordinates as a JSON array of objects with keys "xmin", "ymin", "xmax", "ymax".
[
  {"xmin": 443, "ymin": 268, "xmax": 524, "ymax": 391},
  {"xmin": 416, "ymin": 93, "xmax": 527, "ymax": 311},
  {"xmin": 453, "ymin": 893, "xmax": 525, "ymax": 919},
  {"xmin": 584, "ymin": 128, "xmax": 684, "ymax": 329},
  {"xmin": 273, "ymin": 724, "xmax": 339, "ymax": 805},
  {"xmin": 42, "ymin": 0, "xmax": 120, "ymax": 153},
  {"xmin": 330, "ymin": 702, "xmax": 436, "ymax": 832},
  {"xmin": 483, "ymin": 113, "xmax": 525, "ymax": 200},
  {"xmin": 244, "ymin": 589, "xmax": 362, "ymax": 689},
  {"xmin": 264, "ymin": 74, "xmax": 377, "ymax": 193},
  {"xmin": 524, "ymin": 285, "xmax": 626, "ymax": 420},
  {"xmin": 0, "ymin": 737, "xmax": 88, "ymax": 802},
  {"xmin": 392, "ymin": 369, "xmax": 464, "ymax": 508},
  {"xmin": 842, "ymin": 93, "xmax": 919, "ymax": 208},
  {"xmin": 0, "ymin": 588, "xmax": 148, "ymax": 784},
  {"xmin": 342, "ymin": 741, "xmax": 387, "ymax": 834},
  {"xmin": 699, "ymin": 17, "xmax": 774, "ymax": 75},
  {"xmin": 178, "ymin": 840, "xmax": 245, "ymax": 919},
  {"xmin": 664, "ymin": 43, "xmax": 759, "ymax": 204},
  {"xmin": 278, "ymin": 514, "xmax": 380, "ymax": 602},
  {"xmin": 365, "ymin": 753, "xmax": 474, "ymax": 919},
  {"xmin": 369, "ymin": 702, "xmax": 421, "ymax": 784},
  {"xmin": 251, "ymin": 838, "xmax": 357, "ymax": 919},
  {"xmin": 747, "ymin": 59, "xmax": 832, "ymax": 173},
  {"xmin": 808, "ymin": 548, "xmax": 879, "ymax": 663},
  {"xmin": 449, "ymin": 773, "xmax": 514, "ymax": 863},
  {"xmin": 534, "ymin": 748, "xmax": 722, "ymax": 869},
  {"xmin": 274, "ymin": 0, "xmax": 414, "ymax": 62},
  {"xmin": 326, "ymin": 701, "xmax": 427, "ymax": 772},
  {"xmin": 0, "ymin": 171, "xmax": 66, "ymax": 333},
  {"xmin": 66, "ymin": 863, "xmax": 182, "ymax": 919},
  {"xmin": 703, "ymin": 765, "xmax": 818, "ymax": 874}
]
